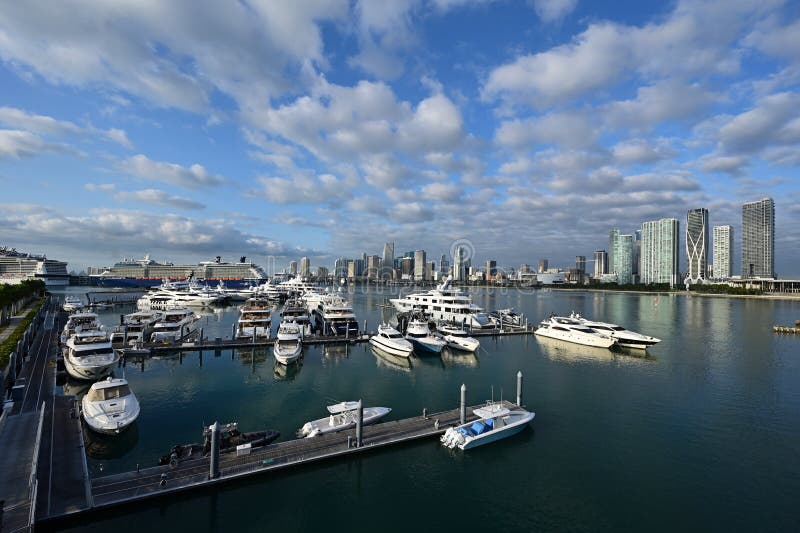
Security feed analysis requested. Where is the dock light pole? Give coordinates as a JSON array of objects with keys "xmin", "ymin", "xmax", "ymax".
[
  {"xmin": 460, "ymin": 384, "xmax": 466, "ymax": 424},
  {"xmin": 355, "ymin": 400, "xmax": 364, "ymax": 447},
  {"xmin": 516, "ymin": 370, "xmax": 523, "ymax": 407},
  {"xmin": 209, "ymin": 422, "xmax": 220, "ymax": 480}
]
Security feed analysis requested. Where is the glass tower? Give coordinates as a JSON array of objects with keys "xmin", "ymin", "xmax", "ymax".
[
  {"xmin": 686, "ymin": 208, "xmax": 709, "ymax": 283},
  {"xmin": 713, "ymin": 225, "xmax": 733, "ymax": 280},
  {"xmin": 741, "ymin": 198, "xmax": 775, "ymax": 279},
  {"xmin": 640, "ymin": 218, "xmax": 680, "ymax": 286}
]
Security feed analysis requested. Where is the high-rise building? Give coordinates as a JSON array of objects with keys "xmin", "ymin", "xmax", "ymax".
[
  {"xmin": 426, "ymin": 261, "xmax": 434, "ymax": 281},
  {"xmin": 334, "ymin": 258, "xmax": 348, "ymax": 279},
  {"xmin": 316, "ymin": 266, "xmax": 329, "ymax": 279},
  {"xmin": 633, "ymin": 229, "xmax": 641, "ymax": 279},
  {"xmin": 414, "ymin": 250, "xmax": 427, "ymax": 281},
  {"xmin": 615, "ymin": 235, "xmax": 634, "ymax": 284},
  {"xmin": 401, "ymin": 257, "xmax": 414, "ymax": 278},
  {"xmin": 485, "ymin": 260, "xmax": 497, "ymax": 280},
  {"xmin": 366, "ymin": 255, "xmax": 381, "ymax": 279},
  {"xmin": 593, "ymin": 250, "xmax": 608, "ymax": 278},
  {"xmin": 575, "ymin": 256, "xmax": 586, "ymax": 284},
  {"xmin": 741, "ymin": 198, "xmax": 775, "ymax": 278},
  {"xmin": 608, "ymin": 229, "xmax": 619, "ymax": 274},
  {"xmin": 453, "ymin": 246, "xmax": 468, "ymax": 281},
  {"xmin": 347, "ymin": 260, "xmax": 356, "ymax": 279},
  {"xmin": 439, "ymin": 254, "xmax": 450, "ymax": 276},
  {"xmin": 640, "ymin": 218, "xmax": 680, "ymax": 286},
  {"xmin": 299, "ymin": 256, "xmax": 310, "ymax": 277},
  {"xmin": 289, "ymin": 260, "xmax": 297, "ymax": 276},
  {"xmin": 713, "ymin": 225, "xmax": 733, "ymax": 280},
  {"xmin": 686, "ymin": 208, "xmax": 709, "ymax": 283},
  {"xmin": 538, "ymin": 259, "xmax": 548, "ymax": 273},
  {"xmin": 382, "ymin": 242, "xmax": 394, "ymax": 279}
]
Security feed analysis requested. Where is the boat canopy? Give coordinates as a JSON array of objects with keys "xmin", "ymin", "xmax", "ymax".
[
  {"xmin": 327, "ymin": 401, "xmax": 360, "ymax": 414},
  {"xmin": 473, "ymin": 404, "xmax": 511, "ymax": 419}
]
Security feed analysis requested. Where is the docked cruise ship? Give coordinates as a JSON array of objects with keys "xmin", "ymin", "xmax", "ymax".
[
  {"xmin": 90, "ymin": 255, "xmax": 268, "ymax": 288},
  {"xmin": 0, "ymin": 246, "xmax": 70, "ymax": 286}
]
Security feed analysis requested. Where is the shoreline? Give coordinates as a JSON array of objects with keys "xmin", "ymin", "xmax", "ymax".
[{"xmin": 548, "ymin": 287, "xmax": 800, "ymax": 301}]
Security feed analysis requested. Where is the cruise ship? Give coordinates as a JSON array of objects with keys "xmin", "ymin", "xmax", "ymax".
[
  {"xmin": 90, "ymin": 255, "xmax": 268, "ymax": 288},
  {"xmin": 0, "ymin": 246, "xmax": 70, "ymax": 286}
]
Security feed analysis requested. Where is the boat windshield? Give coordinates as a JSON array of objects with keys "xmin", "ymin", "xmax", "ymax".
[
  {"xmin": 73, "ymin": 347, "xmax": 114, "ymax": 357},
  {"xmin": 386, "ymin": 333, "xmax": 403, "ymax": 338},
  {"xmin": 86, "ymin": 384, "xmax": 130, "ymax": 401},
  {"xmin": 407, "ymin": 332, "xmax": 427, "ymax": 338}
]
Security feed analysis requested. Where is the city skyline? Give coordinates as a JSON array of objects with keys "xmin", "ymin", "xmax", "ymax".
[{"xmin": 1, "ymin": 2, "xmax": 799, "ymax": 275}]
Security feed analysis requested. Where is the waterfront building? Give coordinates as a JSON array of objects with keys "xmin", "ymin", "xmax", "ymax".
[
  {"xmin": 366, "ymin": 255, "xmax": 381, "ymax": 279},
  {"xmin": 289, "ymin": 260, "xmax": 297, "ymax": 276},
  {"xmin": 615, "ymin": 235, "xmax": 634, "ymax": 284},
  {"xmin": 453, "ymin": 246, "xmax": 466, "ymax": 281},
  {"xmin": 401, "ymin": 257, "xmax": 414, "ymax": 279},
  {"xmin": 713, "ymin": 225, "xmax": 733, "ymax": 280},
  {"xmin": 633, "ymin": 229, "xmax": 641, "ymax": 280},
  {"xmin": 316, "ymin": 266, "xmax": 329, "ymax": 279},
  {"xmin": 686, "ymin": 208, "xmax": 709, "ymax": 283},
  {"xmin": 439, "ymin": 254, "xmax": 450, "ymax": 276},
  {"xmin": 608, "ymin": 229, "xmax": 619, "ymax": 274},
  {"xmin": 575, "ymin": 256, "xmax": 586, "ymax": 284},
  {"xmin": 538, "ymin": 259, "xmax": 548, "ymax": 273},
  {"xmin": 485, "ymin": 260, "xmax": 497, "ymax": 280},
  {"xmin": 347, "ymin": 261, "xmax": 356, "ymax": 279},
  {"xmin": 593, "ymin": 250, "xmax": 608, "ymax": 279},
  {"xmin": 382, "ymin": 242, "xmax": 394, "ymax": 279},
  {"xmin": 741, "ymin": 198, "xmax": 775, "ymax": 279},
  {"xmin": 414, "ymin": 250, "xmax": 427, "ymax": 281},
  {"xmin": 334, "ymin": 258, "xmax": 348, "ymax": 279},
  {"xmin": 640, "ymin": 218, "xmax": 680, "ymax": 286},
  {"xmin": 300, "ymin": 257, "xmax": 310, "ymax": 278},
  {"xmin": 353, "ymin": 258, "xmax": 365, "ymax": 277},
  {"xmin": 426, "ymin": 261, "xmax": 434, "ymax": 281},
  {"xmin": 520, "ymin": 264, "xmax": 531, "ymax": 274}
]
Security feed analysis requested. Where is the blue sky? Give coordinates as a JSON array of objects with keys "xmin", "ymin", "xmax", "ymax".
[{"xmin": 1, "ymin": 0, "xmax": 799, "ymax": 276}]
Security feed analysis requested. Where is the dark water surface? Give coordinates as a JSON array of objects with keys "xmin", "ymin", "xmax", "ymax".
[{"xmin": 52, "ymin": 287, "xmax": 800, "ymax": 532}]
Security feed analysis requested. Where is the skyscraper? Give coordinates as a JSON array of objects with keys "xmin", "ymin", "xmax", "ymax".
[
  {"xmin": 575, "ymin": 256, "xmax": 586, "ymax": 284},
  {"xmin": 686, "ymin": 208, "xmax": 709, "ymax": 283},
  {"xmin": 414, "ymin": 250, "xmax": 427, "ymax": 281},
  {"xmin": 289, "ymin": 260, "xmax": 297, "ymax": 276},
  {"xmin": 741, "ymin": 198, "xmax": 775, "ymax": 278},
  {"xmin": 366, "ymin": 255, "xmax": 381, "ymax": 279},
  {"xmin": 299, "ymin": 256, "xmax": 310, "ymax": 277},
  {"xmin": 538, "ymin": 259, "xmax": 548, "ymax": 273},
  {"xmin": 640, "ymin": 218, "xmax": 680, "ymax": 286},
  {"xmin": 593, "ymin": 250, "xmax": 608, "ymax": 278},
  {"xmin": 453, "ymin": 246, "xmax": 466, "ymax": 281},
  {"xmin": 615, "ymin": 235, "xmax": 634, "ymax": 284},
  {"xmin": 439, "ymin": 253, "xmax": 450, "ymax": 276},
  {"xmin": 713, "ymin": 225, "xmax": 733, "ymax": 280},
  {"xmin": 485, "ymin": 260, "xmax": 497, "ymax": 280},
  {"xmin": 608, "ymin": 229, "xmax": 619, "ymax": 274},
  {"xmin": 382, "ymin": 242, "xmax": 394, "ymax": 279}
]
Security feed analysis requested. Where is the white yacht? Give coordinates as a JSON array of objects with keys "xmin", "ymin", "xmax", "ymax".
[
  {"xmin": 390, "ymin": 277, "xmax": 493, "ymax": 330},
  {"xmin": 440, "ymin": 401, "xmax": 534, "ymax": 450},
  {"xmin": 64, "ymin": 329, "xmax": 120, "ymax": 380},
  {"xmin": 489, "ymin": 308, "xmax": 524, "ymax": 328},
  {"xmin": 369, "ymin": 323, "xmax": 414, "ymax": 357},
  {"xmin": 110, "ymin": 311, "xmax": 162, "ymax": 345},
  {"xmin": 313, "ymin": 294, "xmax": 359, "ymax": 337},
  {"xmin": 279, "ymin": 277, "xmax": 320, "ymax": 296},
  {"xmin": 136, "ymin": 278, "xmax": 223, "ymax": 310},
  {"xmin": 63, "ymin": 295, "xmax": 84, "ymax": 313},
  {"xmin": 405, "ymin": 318, "xmax": 446, "ymax": 353},
  {"xmin": 213, "ymin": 280, "xmax": 250, "ymax": 302},
  {"xmin": 236, "ymin": 298, "xmax": 272, "ymax": 340},
  {"xmin": 150, "ymin": 308, "xmax": 198, "ymax": 342},
  {"xmin": 535, "ymin": 315, "xmax": 617, "ymax": 349},
  {"xmin": 568, "ymin": 312, "xmax": 661, "ymax": 350},
  {"xmin": 81, "ymin": 377, "xmax": 140, "ymax": 434},
  {"xmin": 273, "ymin": 321, "xmax": 303, "ymax": 364},
  {"xmin": 436, "ymin": 323, "xmax": 480, "ymax": 352},
  {"xmin": 299, "ymin": 402, "xmax": 392, "ymax": 438},
  {"xmin": 61, "ymin": 312, "xmax": 102, "ymax": 344},
  {"xmin": 280, "ymin": 297, "xmax": 313, "ymax": 337}
]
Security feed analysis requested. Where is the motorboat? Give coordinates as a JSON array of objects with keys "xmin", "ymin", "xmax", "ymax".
[
  {"xmin": 280, "ymin": 297, "xmax": 313, "ymax": 337},
  {"xmin": 440, "ymin": 401, "xmax": 534, "ymax": 450},
  {"xmin": 489, "ymin": 308, "xmax": 524, "ymax": 328},
  {"xmin": 405, "ymin": 318, "xmax": 446, "ymax": 353},
  {"xmin": 110, "ymin": 311, "xmax": 162, "ymax": 345},
  {"xmin": 136, "ymin": 278, "xmax": 224, "ymax": 310},
  {"xmin": 61, "ymin": 312, "xmax": 102, "ymax": 344},
  {"xmin": 534, "ymin": 315, "xmax": 617, "ymax": 349},
  {"xmin": 313, "ymin": 294, "xmax": 359, "ymax": 337},
  {"xmin": 299, "ymin": 402, "xmax": 392, "ymax": 437},
  {"xmin": 158, "ymin": 422, "xmax": 280, "ymax": 467},
  {"xmin": 81, "ymin": 377, "xmax": 140, "ymax": 434},
  {"xmin": 213, "ymin": 280, "xmax": 251, "ymax": 302},
  {"xmin": 236, "ymin": 297, "xmax": 272, "ymax": 340},
  {"xmin": 150, "ymin": 308, "xmax": 198, "ymax": 342},
  {"xmin": 273, "ymin": 321, "xmax": 303, "ymax": 364},
  {"xmin": 63, "ymin": 295, "xmax": 84, "ymax": 313},
  {"xmin": 390, "ymin": 276, "xmax": 494, "ymax": 330},
  {"xmin": 568, "ymin": 312, "xmax": 661, "ymax": 350},
  {"xmin": 435, "ymin": 323, "xmax": 480, "ymax": 352},
  {"xmin": 369, "ymin": 323, "xmax": 414, "ymax": 357},
  {"xmin": 63, "ymin": 329, "xmax": 120, "ymax": 380}
]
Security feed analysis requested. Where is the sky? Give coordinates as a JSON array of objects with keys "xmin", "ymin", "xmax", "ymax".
[{"xmin": 1, "ymin": 0, "xmax": 799, "ymax": 276}]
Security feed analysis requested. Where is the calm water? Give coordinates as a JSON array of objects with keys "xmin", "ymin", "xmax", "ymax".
[{"xmin": 50, "ymin": 286, "xmax": 800, "ymax": 532}]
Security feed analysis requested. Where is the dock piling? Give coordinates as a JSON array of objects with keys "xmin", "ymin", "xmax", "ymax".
[
  {"xmin": 209, "ymin": 422, "xmax": 220, "ymax": 480},
  {"xmin": 516, "ymin": 370, "xmax": 523, "ymax": 406},
  {"xmin": 355, "ymin": 400, "xmax": 363, "ymax": 447},
  {"xmin": 460, "ymin": 384, "xmax": 466, "ymax": 424}
]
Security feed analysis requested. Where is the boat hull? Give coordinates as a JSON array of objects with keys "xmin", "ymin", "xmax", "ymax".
[
  {"xmin": 64, "ymin": 354, "xmax": 119, "ymax": 381},
  {"xmin": 369, "ymin": 336, "xmax": 413, "ymax": 357},
  {"xmin": 274, "ymin": 342, "xmax": 302, "ymax": 364},
  {"xmin": 534, "ymin": 328, "xmax": 616, "ymax": 348},
  {"xmin": 460, "ymin": 412, "xmax": 534, "ymax": 450},
  {"xmin": 408, "ymin": 337, "xmax": 445, "ymax": 353}
]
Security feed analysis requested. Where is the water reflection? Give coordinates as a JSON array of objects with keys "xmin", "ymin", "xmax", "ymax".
[
  {"xmin": 83, "ymin": 420, "xmax": 140, "ymax": 460},
  {"xmin": 371, "ymin": 346, "xmax": 412, "ymax": 373},
  {"xmin": 440, "ymin": 347, "xmax": 479, "ymax": 368},
  {"xmin": 273, "ymin": 359, "xmax": 303, "ymax": 381},
  {"xmin": 62, "ymin": 379, "xmax": 93, "ymax": 397},
  {"xmin": 322, "ymin": 343, "xmax": 351, "ymax": 364},
  {"xmin": 236, "ymin": 347, "xmax": 270, "ymax": 367},
  {"xmin": 536, "ymin": 336, "xmax": 655, "ymax": 365}
]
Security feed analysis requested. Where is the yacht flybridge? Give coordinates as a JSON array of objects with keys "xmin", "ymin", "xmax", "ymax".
[
  {"xmin": 390, "ymin": 277, "xmax": 493, "ymax": 330},
  {"xmin": 64, "ymin": 329, "xmax": 120, "ymax": 380}
]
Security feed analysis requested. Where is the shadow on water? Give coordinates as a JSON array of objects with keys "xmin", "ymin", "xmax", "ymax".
[
  {"xmin": 371, "ymin": 345, "xmax": 413, "ymax": 373},
  {"xmin": 83, "ymin": 422, "xmax": 140, "ymax": 460},
  {"xmin": 440, "ymin": 347, "xmax": 479, "ymax": 368},
  {"xmin": 273, "ymin": 357, "xmax": 303, "ymax": 381}
]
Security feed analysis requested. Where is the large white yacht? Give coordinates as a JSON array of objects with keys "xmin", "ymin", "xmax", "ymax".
[
  {"xmin": 390, "ymin": 277, "xmax": 493, "ymax": 330},
  {"xmin": 136, "ymin": 278, "xmax": 224, "ymax": 310},
  {"xmin": 436, "ymin": 323, "xmax": 480, "ymax": 352},
  {"xmin": 236, "ymin": 298, "xmax": 272, "ymax": 339},
  {"xmin": 82, "ymin": 377, "xmax": 140, "ymax": 434},
  {"xmin": 280, "ymin": 297, "xmax": 313, "ymax": 337},
  {"xmin": 62, "ymin": 296, "xmax": 84, "ymax": 313},
  {"xmin": 64, "ymin": 329, "xmax": 120, "ymax": 380},
  {"xmin": 405, "ymin": 318, "xmax": 446, "ymax": 353},
  {"xmin": 61, "ymin": 312, "xmax": 103, "ymax": 344},
  {"xmin": 313, "ymin": 294, "xmax": 359, "ymax": 336},
  {"xmin": 150, "ymin": 308, "xmax": 198, "ymax": 342},
  {"xmin": 110, "ymin": 311, "xmax": 162, "ymax": 345},
  {"xmin": 534, "ymin": 315, "xmax": 617, "ymax": 349},
  {"xmin": 369, "ymin": 323, "xmax": 414, "ymax": 357},
  {"xmin": 273, "ymin": 321, "xmax": 303, "ymax": 364},
  {"xmin": 568, "ymin": 312, "xmax": 661, "ymax": 350}
]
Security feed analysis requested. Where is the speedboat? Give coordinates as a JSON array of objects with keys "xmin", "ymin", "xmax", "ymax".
[
  {"xmin": 405, "ymin": 318, "xmax": 446, "ymax": 353},
  {"xmin": 440, "ymin": 401, "xmax": 534, "ymax": 450},
  {"xmin": 64, "ymin": 329, "xmax": 120, "ymax": 380},
  {"xmin": 110, "ymin": 311, "xmax": 162, "ymax": 346},
  {"xmin": 63, "ymin": 295, "xmax": 84, "ymax": 313},
  {"xmin": 158, "ymin": 422, "xmax": 280, "ymax": 467},
  {"xmin": 150, "ymin": 308, "xmax": 198, "ymax": 342},
  {"xmin": 534, "ymin": 315, "xmax": 617, "ymax": 349},
  {"xmin": 436, "ymin": 323, "xmax": 480, "ymax": 352},
  {"xmin": 299, "ymin": 401, "xmax": 392, "ymax": 438},
  {"xmin": 273, "ymin": 321, "xmax": 303, "ymax": 364},
  {"xmin": 61, "ymin": 312, "xmax": 102, "ymax": 344},
  {"xmin": 568, "ymin": 312, "xmax": 661, "ymax": 350},
  {"xmin": 370, "ymin": 323, "xmax": 414, "ymax": 357},
  {"xmin": 81, "ymin": 377, "xmax": 140, "ymax": 434},
  {"xmin": 236, "ymin": 297, "xmax": 272, "ymax": 339}
]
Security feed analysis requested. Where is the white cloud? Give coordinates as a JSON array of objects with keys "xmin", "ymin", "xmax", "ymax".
[
  {"xmin": 421, "ymin": 182, "xmax": 463, "ymax": 202},
  {"xmin": 612, "ymin": 138, "xmax": 676, "ymax": 165},
  {"xmin": 530, "ymin": 0, "xmax": 578, "ymax": 23},
  {"xmin": 252, "ymin": 172, "xmax": 357, "ymax": 205},
  {"xmin": 495, "ymin": 110, "xmax": 598, "ymax": 150},
  {"xmin": 604, "ymin": 82, "xmax": 717, "ymax": 131},
  {"xmin": 698, "ymin": 154, "xmax": 748, "ymax": 174},
  {"xmin": 0, "ymin": 106, "xmax": 132, "ymax": 147},
  {"xmin": 114, "ymin": 189, "xmax": 205, "ymax": 210},
  {"xmin": 118, "ymin": 154, "xmax": 227, "ymax": 188},
  {"xmin": 84, "ymin": 183, "xmax": 117, "ymax": 192},
  {"xmin": 0, "ymin": 130, "xmax": 60, "ymax": 159},
  {"xmin": 717, "ymin": 92, "xmax": 800, "ymax": 153}
]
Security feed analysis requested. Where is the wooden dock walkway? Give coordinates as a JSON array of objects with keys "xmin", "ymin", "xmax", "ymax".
[{"xmin": 88, "ymin": 401, "xmax": 517, "ymax": 512}]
